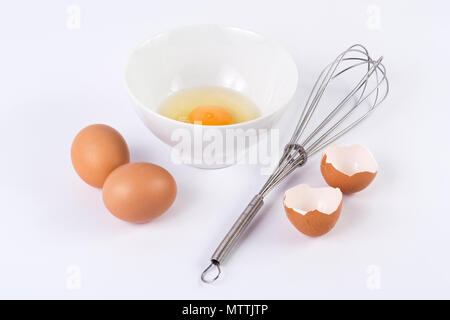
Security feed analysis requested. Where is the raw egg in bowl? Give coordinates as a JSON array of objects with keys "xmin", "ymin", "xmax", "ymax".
[{"xmin": 125, "ymin": 25, "xmax": 298, "ymax": 168}]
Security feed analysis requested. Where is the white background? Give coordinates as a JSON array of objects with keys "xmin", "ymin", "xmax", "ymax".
[{"xmin": 0, "ymin": 0, "xmax": 449, "ymax": 299}]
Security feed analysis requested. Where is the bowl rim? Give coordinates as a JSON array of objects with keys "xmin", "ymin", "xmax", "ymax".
[{"xmin": 124, "ymin": 24, "xmax": 299, "ymax": 129}]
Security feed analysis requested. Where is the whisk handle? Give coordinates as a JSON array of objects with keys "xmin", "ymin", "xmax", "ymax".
[{"xmin": 211, "ymin": 194, "xmax": 264, "ymax": 264}]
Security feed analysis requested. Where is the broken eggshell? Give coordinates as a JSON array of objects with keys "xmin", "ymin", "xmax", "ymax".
[
  {"xmin": 321, "ymin": 144, "xmax": 378, "ymax": 194},
  {"xmin": 283, "ymin": 184, "xmax": 343, "ymax": 237}
]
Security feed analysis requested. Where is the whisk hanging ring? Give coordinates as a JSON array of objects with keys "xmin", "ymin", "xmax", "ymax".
[{"xmin": 201, "ymin": 260, "xmax": 221, "ymax": 283}]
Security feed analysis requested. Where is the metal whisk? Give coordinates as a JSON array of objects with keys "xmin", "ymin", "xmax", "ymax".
[{"xmin": 201, "ymin": 44, "xmax": 389, "ymax": 283}]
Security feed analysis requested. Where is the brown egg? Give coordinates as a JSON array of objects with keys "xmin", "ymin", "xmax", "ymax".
[
  {"xmin": 320, "ymin": 144, "xmax": 378, "ymax": 194},
  {"xmin": 283, "ymin": 184, "xmax": 342, "ymax": 237},
  {"xmin": 102, "ymin": 162, "xmax": 177, "ymax": 223},
  {"xmin": 71, "ymin": 124, "xmax": 130, "ymax": 188}
]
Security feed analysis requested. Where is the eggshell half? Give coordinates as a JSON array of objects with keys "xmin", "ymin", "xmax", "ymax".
[
  {"xmin": 283, "ymin": 184, "xmax": 342, "ymax": 237},
  {"xmin": 321, "ymin": 144, "xmax": 378, "ymax": 194}
]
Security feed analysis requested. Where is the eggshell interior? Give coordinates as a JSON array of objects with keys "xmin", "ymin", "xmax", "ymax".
[
  {"xmin": 324, "ymin": 144, "xmax": 378, "ymax": 176},
  {"xmin": 283, "ymin": 184, "xmax": 342, "ymax": 215}
]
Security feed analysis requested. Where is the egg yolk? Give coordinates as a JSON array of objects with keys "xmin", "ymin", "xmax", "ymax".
[{"xmin": 188, "ymin": 105, "xmax": 233, "ymax": 125}]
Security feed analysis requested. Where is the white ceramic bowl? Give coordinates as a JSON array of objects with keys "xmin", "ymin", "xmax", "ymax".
[{"xmin": 125, "ymin": 25, "xmax": 298, "ymax": 168}]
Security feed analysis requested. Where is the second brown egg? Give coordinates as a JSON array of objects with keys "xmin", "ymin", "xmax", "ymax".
[{"xmin": 102, "ymin": 162, "xmax": 177, "ymax": 223}]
